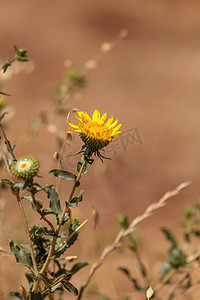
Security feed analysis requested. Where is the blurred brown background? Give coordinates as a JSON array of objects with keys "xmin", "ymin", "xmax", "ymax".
[{"xmin": 1, "ymin": 0, "xmax": 200, "ymax": 299}]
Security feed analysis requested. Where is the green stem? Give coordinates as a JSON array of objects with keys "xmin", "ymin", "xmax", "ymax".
[{"xmin": 33, "ymin": 160, "xmax": 86, "ymax": 291}]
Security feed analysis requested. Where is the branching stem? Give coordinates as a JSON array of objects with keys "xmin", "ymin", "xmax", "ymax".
[{"xmin": 33, "ymin": 160, "xmax": 86, "ymax": 291}]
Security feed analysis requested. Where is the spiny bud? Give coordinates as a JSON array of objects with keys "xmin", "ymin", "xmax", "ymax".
[{"xmin": 11, "ymin": 156, "xmax": 40, "ymax": 180}]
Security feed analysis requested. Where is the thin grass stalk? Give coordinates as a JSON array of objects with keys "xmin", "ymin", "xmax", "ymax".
[{"xmin": 77, "ymin": 181, "xmax": 191, "ymax": 300}]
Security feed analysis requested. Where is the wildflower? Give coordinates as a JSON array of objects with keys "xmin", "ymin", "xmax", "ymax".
[
  {"xmin": 11, "ymin": 156, "xmax": 40, "ymax": 180},
  {"xmin": 68, "ymin": 109, "xmax": 121, "ymax": 159}
]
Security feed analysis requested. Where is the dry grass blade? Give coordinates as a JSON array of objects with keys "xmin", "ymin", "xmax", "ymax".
[{"xmin": 77, "ymin": 181, "xmax": 191, "ymax": 299}]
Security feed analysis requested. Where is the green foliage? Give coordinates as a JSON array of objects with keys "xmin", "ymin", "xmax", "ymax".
[
  {"xmin": 117, "ymin": 213, "xmax": 129, "ymax": 229},
  {"xmin": 49, "ymin": 168, "xmax": 77, "ymax": 180},
  {"xmin": 23, "ymin": 194, "xmax": 43, "ymax": 210},
  {"xmin": 0, "ymin": 111, "xmax": 8, "ymax": 121},
  {"xmin": 13, "ymin": 45, "xmax": 28, "ymax": 61},
  {"xmin": 0, "ymin": 45, "xmax": 28, "ymax": 74},
  {"xmin": 67, "ymin": 68, "xmax": 88, "ymax": 90},
  {"xmin": 117, "ymin": 266, "xmax": 147, "ymax": 292},
  {"xmin": 160, "ymin": 228, "xmax": 187, "ymax": 276},
  {"xmin": 67, "ymin": 189, "xmax": 84, "ymax": 208},
  {"xmin": 8, "ymin": 292, "xmax": 23, "ymax": 299},
  {"xmin": 9, "ymin": 240, "xmax": 33, "ymax": 271},
  {"xmin": 77, "ymin": 158, "xmax": 93, "ymax": 175}
]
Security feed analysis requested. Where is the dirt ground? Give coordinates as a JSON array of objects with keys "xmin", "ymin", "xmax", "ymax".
[{"xmin": 1, "ymin": 0, "xmax": 200, "ymax": 299}]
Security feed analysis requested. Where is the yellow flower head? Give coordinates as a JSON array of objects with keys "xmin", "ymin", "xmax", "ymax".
[{"xmin": 68, "ymin": 109, "xmax": 122, "ymax": 156}]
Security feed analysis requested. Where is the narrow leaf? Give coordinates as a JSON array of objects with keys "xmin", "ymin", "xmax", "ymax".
[
  {"xmin": 70, "ymin": 261, "xmax": 89, "ymax": 274},
  {"xmin": 63, "ymin": 280, "xmax": 78, "ymax": 295},
  {"xmin": 0, "ymin": 178, "xmax": 14, "ymax": 186},
  {"xmin": 9, "ymin": 292, "xmax": 23, "ymax": 299},
  {"xmin": 161, "ymin": 228, "xmax": 178, "ymax": 248},
  {"xmin": 0, "ymin": 112, "xmax": 8, "ymax": 121},
  {"xmin": 37, "ymin": 273, "xmax": 53, "ymax": 288}
]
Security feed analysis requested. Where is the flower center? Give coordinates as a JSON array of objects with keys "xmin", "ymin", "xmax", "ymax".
[{"xmin": 18, "ymin": 161, "xmax": 31, "ymax": 171}]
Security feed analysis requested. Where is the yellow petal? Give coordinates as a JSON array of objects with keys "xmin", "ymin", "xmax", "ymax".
[
  {"xmin": 112, "ymin": 124, "xmax": 122, "ymax": 134},
  {"xmin": 110, "ymin": 118, "xmax": 118, "ymax": 128},
  {"xmin": 106, "ymin": 115, "xmax": 113, "ymax": 127},
  {"xmin": 92, "ymin": 109, "xmax": 100, "ymax": 122},
  {"xmin": 100, "ymin": 113, "xmax": 107, "ymax": 124},
  {"xmin": 84, "ymin": 111, "xmax": 92, "ymax": 122},
  {"xmin": 68, "ymin": 122, "xmax": 79, "ymax": 129}
]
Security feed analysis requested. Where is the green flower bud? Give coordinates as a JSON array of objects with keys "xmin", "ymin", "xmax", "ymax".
[{"xmin": 11, "ymin": 156, "xmax": 40, "ymax": 180}]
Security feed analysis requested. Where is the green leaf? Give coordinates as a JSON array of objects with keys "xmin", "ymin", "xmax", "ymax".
[
  {"xmin": 77, "ymin": 159, "xmax": 93, "ymax": 175},
  {"xmin": 117, "ymin": 213, "xmax": 129, "ymax": 229},
  {"xmin": 0, "ymin": 178, "xmax": 14, "ymax": 186},
  {"xmin": 53, "ymin": 218, "xmax": 80, "ymax": 258},
  {"xmin": 22, "ymin": 194, "xmax": 43, "ymax": 211},
  {"xmin": 118, "ymin": 266, "xmax": 130, "ymax": 277},
  {"xmin": 138, "ymin": 262, "xmax": 147, "ymax": 278},
  {"xmin": 1, "ymin": 60, "xmax": 11, "ymax": 73},
  {"xmin": 9, "ymin": 292, "xmax": 23, "ymax": 299},
  {"xmin": 161, "ymin": 228, "xmax": 178, "ymax": 248},
  {"xmin": 160, "ymin": 261, "xmax": 172, "ymax": 278},
  {"xmin": 67, "ymin": 68, "xmax": 88, "ymax": 90},
  {"xmin": 14, "ymin": 45, "xmax": 28, "ymax": 61},
  {"xmin": 63, "ymin": 280, "xmax": 78, "ymax": 295},
  {"xmin": 117, "ymin": 266, "xmax": 147, "ymax": 291},
  {"xmin": 37, "ymin": 273, "xmax": 53, "ymax": 288},
  {"xmin": 0, "ymin": 179, "xmax": 20, "ymax": 195},
  {"xmin": 70, "ymin": 261, "xmax": 89, "ymax": 274},
  {"xmin": 167, "ymin": 247, "xmax": 186, "ymax": 268},
  {"xmin": 0, "ymin": 112, "xmax": 8, "ymax": 121},
  {"xmin": 25, "ymin": 272, "xmax": 35, "ymax": 290},
  {"xmin": 68, "ymin": 189, "xmax": 84, "ymax": 208},
  {"xmin": 32, "ymin": 183, "xmax": 54, "ymax": 194},
  {"xmin": 9, "ymin": 240, "xmax": 33, "ymax": 271},
  {"xmin": 62, "ymin": 212, "xmax": 70, "ymax": 225},
  {"xmin": 47, "ymin": 186, "xmax": 62, "ymax": 218},
  {"xmin": 49, "ymin": 169, "xmax": 77, "ymax": 181},
  {"xmin": 30, "ymin": 225, "xmax": 55, "ymax": 240},
  {"xmin": 68, "ymin": 218, "xmax": 79, "ymax": 244}
]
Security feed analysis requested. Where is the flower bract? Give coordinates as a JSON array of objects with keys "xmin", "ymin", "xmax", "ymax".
[
  {"xmin": 68, "ymin": 109, "xmax": 121, "ymax": 157},
  {"xmin": 11, "ymin": 156, "xmax": 40, "ymax": 180}
]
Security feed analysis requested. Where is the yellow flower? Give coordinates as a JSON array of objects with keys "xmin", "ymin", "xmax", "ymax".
[{"xmin": 68, "ymin": 109, "xmax": 121, "ymax": 156}]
